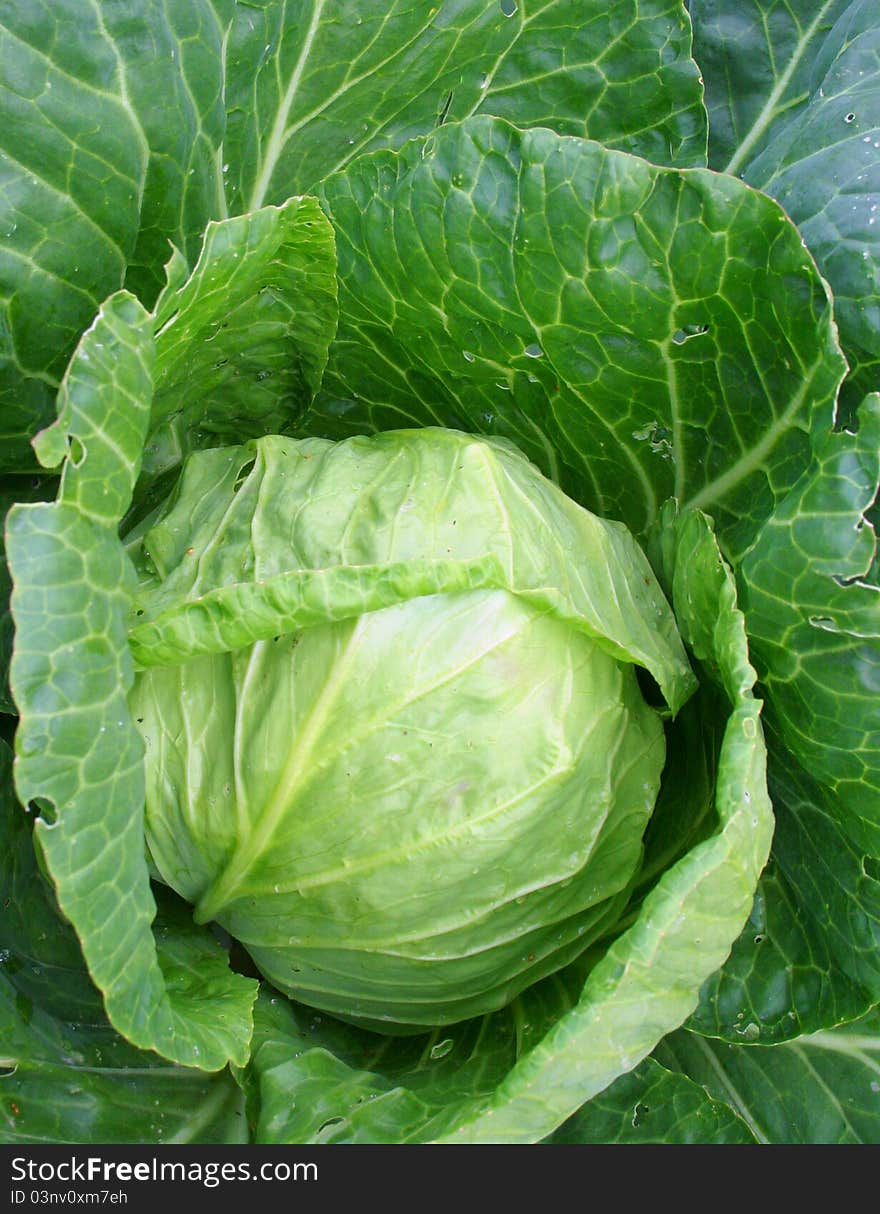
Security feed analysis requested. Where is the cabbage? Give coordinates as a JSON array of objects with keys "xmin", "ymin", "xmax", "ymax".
[
  {"xmin": 130, "ymin": 429, "xmax": 691, "ymax": 1029},
  {"xmin": 2, "ymin": 0, "xmax": 877, "ymax": 1149}
]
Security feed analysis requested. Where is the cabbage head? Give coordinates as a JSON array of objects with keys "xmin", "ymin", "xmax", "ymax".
[{"xmin": 128, "ymin": 427, "xmax": 696, "ymax": 1031}]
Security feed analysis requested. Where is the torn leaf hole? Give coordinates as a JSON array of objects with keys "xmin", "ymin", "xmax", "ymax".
[
  {"xmin": 317, "ymin": 1117, "xmax": 346, "ymax": 1136},
  {"xmin": 154, "ymin": 310, "xmax": 179, "ymax": 338},
  {"xmin": 233, "ymin": 459, "xmax": 256, "ymax": 493},
  {"xmin": 436, "ymin": 91, "xmax": 453, "ymax": 126},
  {"xmin": 28, "ymin": 796, "xmax": 56, "ymax": 824},
  {"xmin": 862, "ymin": 855, "xmax": 880, "ymax": 882},
  {"xmin": 672, "ymin": 324, "xmax": 710, "ymax": 345},
  {"xmin": 809, "ymin": 615, "xmax": 837, "ymax": 632}
]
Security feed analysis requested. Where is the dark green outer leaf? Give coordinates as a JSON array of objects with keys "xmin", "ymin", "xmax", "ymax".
[
  {"xmin": 547, "ymin": 1055, "xmax": 756, "ymax": 1143},
  {"xmin": 691, "ymin": 397, "xmax": 880, "ymax": 1042},
  {"xmin": 691, "ymin": 752, "xmax": 880, "ymax": 1044},
  {"xmin": 0, "ymin": 0, "xmax": 234, "ymax": 467},
  {"xmin": 224, "ymin": 0, "xmax": 707, "ymax": 216},
  {"xmin": 741, "ymin": 396, "xmax": 880, "ymax": 843},
  {"xmin": 316, "ymin": 115, "xmax": 845, "ymax": 559},
  {"xmin": 689, "ymin": 0, "xmax": 854, "ymax": 173},
  {"xmin": 1, "ymin": 0, "xmax": 706, "ymax": 467},
  {"xmin": 108, "ymin": 0, "xmax": 232, "ymax": 304},
  {"xmin": 0, "ymin": 0, "xmax": 146, "ymax": 463},
  {"xmin": 690, "ymin": 0, "xmax": 880, "ymax": 382},
  {"xmin": 744, "ymin": 1, "xmax": 880, "ymax": 370},
  {"xmin": 657, "ymin": 1008, "xmax": 880, "ymax": 1143},
  {"xmin": 472, "ymin": 0, "xmax": 706, "ymax": 167},
  {"xmin": 1, "ymin": 1031, "xmax": 247, "ymax": 1145}
]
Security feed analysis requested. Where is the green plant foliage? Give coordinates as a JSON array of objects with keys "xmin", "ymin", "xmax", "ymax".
[{"xmin": 0, "ymin": 0, "xmax": 877, "ymax": 1145}]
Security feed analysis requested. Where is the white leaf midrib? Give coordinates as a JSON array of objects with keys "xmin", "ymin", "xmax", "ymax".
[
  {"xmin": 724, "ymin": 0, "xmax": 839, "ymax": 177},
  {"xmin": 247, "ymin": 0, "xmax": 328, "ymax": 211}
]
